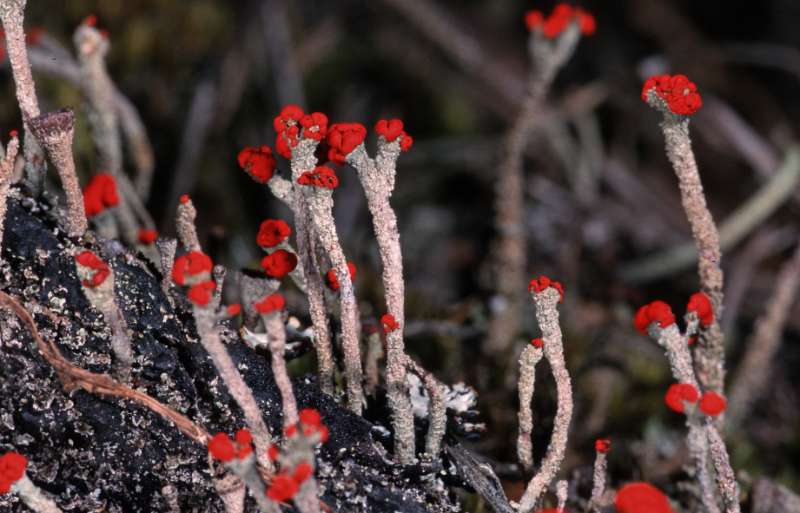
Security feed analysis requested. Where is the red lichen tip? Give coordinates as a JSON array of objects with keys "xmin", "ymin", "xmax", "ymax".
[
  {"xmin": 208, "ymin": 433, "xmax": 236, "ymax": 462},
  {"xmin": 595, "ymin": 438, "xmax": 611, "ymax": 453},
  {"xmin": 664, "ymin": 383, "xmax": 699, "ymax": 414},
  {"xmin": 83, "ymin": 14, "xmax": 97, "ymax": 27},
  {"xmin": 83, "ymin": 173, "xmax": 120, "ymax": 218},
  {"xmin": 226, "ymin": 303, "xmax": 241, "ymax": 316},
  {"xmin": 299, "ymin": 111, "xmax": 329, "ymax": 141},
  {"xmin": 256, "ymin": 219, "xmax": 291, "ymax": 248},
  {"xmin": 9, "ymin": 130, "xmax": 18, "ymax": 138},
  {"xmin": 188, "ymin": 280, "xmax": 215, "ymax": 307},
  {"xmin": 237, "ymin": 145, "xmax": 276, "ymax": 184},
  {"xmin": 298, "ymin": 408, "xmax": 329, "ymax": 443},
  {"xmin": 297, "ymin": 165, "xmax": 339, "ymax": 189},
  {"xmin": 273, "ymin": 105, "xmax": 305, "ymax": 158},
  {"xmin": 255, "ymin": 292, "xmax": 285, "ymax": 314},
  {"xmin": 524, "ymin": 10, "xmax": 543, "ymax": 31},
  {"xmin": 325, "ymin": 262, "xmax": 356, "ymax": 291},
  {"xmin": 327, "ymin": 122, "xmax": 367, "ymax": 164},
  {"xmin": 686, "ymin": 292, "xmax": 714, "ymax": 327},
  {"xmin": 699, "ymin": 391, "xmax": 727, "ymax": 416},
  {"xmin": 381, "ymin": 313, "xmax": 400, "ymax": 334},
  {"xmin": 172, "ymin": 251, "xmax": 213, "ymax": 285},
  {"xmin": 0, "ymin": 452, "xmax": 28, "ymax": 494},
  {"xmin": 75, "ymin": 250, "xmax": 111, "ymax": 288},
  {"xmin": 641, "ymin": 74, "xmax": 703, "ymax": 116},
  {"xmin": 179, "ymin": 194, "xmax": 190, "ymax": 204},
  {"xmin": 299, "ymin": 408, "xmax": 322, "ymax": 427},
  {"xmin": 530, "ymin": 337, "xmax": 544, "ymax": 348},
  {"xmin": 267, "ymin": 444, "xmax": 280, "ymax": 462},
  {"xmin": 527, "ymin": 3, "xmax": 595, "ymax": 38},
  {"xmin": 292, "ymin": 462, "xmax": 313, "ymax": 484},
  {"xmin": 528, "ymin": 275, "xmax": 565, "ymax": 302},
  {"xmin": 266, "ymin": 473, "xmax": 299, "ymax": 502},
  {"xmin": 615, "ymin": 482, "xmax": 675, "ymax": 513},
  {"xmin": 261, "ymin": 249, "xmax": 298, "ymax": 279},
  {"xmin": 138, "ymin": 229, "xmax": 158, "ymax": 245},
  {"xmin": 633, "ymin": 300, "xmax": 676, "ymax": 335}
]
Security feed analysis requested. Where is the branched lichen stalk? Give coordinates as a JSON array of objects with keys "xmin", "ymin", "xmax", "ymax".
[
  {"xmin": 518, "ymin": 287, "xmax": 573, "ymax": 513},
  {"xmin": 263, "ymin": 311, "xmax": 299, "ymax": 427},
  {"xmin": 487, "ymin": 24, "xmax": 581, "ymax": 355},
  {"xmin": 28, "ymin": 109, "xmax": 87, "ymax": 237},
  {"xmin": 291, "ymin": 138, "xmax": 363, "ymax": 413},
  {"xmin": 0, "ymin": 0, "xmax": 47, "ymax": 195},
  {"xmin": 517, "ymin": 343, "xmax": 544, "ymax": 472},
  {"xmin": 347, "ymin": 142, "xmax": 414, "ymax": 462},
  {"xmin": 649, "ymin": 94, "xmax": 725, "ymax": 394},
  {"xmin": 0, "ymin": 132, "xmax": 20, "ymax": 253}
]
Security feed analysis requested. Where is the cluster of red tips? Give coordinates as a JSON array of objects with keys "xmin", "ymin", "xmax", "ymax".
[
  {"xmin": 266, "ymin": 460, "xmax": 314, "ymax": 502},
  {"xmin": 380, "ymin": 313, "xmax": 400, "ymax": 334},
  {"xmin": 138, "ymin": 229, "xmax": 158, "ymax": 245},
  {"xmin": 374, "ymin": 119, "xmax": 413, "ymax": 151},
  {"xmin": 699, "ymin": 390, "xmax": 726, "ymax": 416},
  {"xmin": 528, "ymin": 275, "xmax": 565, "ymax": 303},
  {"xmin": 686, "ymin": 292, "xmax": 714, "ymax": 327},
  {"xmin": 641, "ymin": 74, "xmax": 703, "ymax": 116},
  {"xmin": 187, "ymin": 280, "xmax": 215, "ymax": 306},
  {"xmin": 633, "ymin": 300, "xmax": 676, "ymax": 335},
  {"xmin": 327, "ymin": 123, "xmax": 367, "ymax": 164},
  {"xmin": 297, "ymin": 165, "xmax": 339, "ymax": 189},
  {"xmin": 615, "ymin": 482, "xmax": 675, "ymax": 513},
  {"xmin": 595, "ymin": 438, "xmax": 611, "ymax": 453},
  {"xmin": 75, "ymin": 250, "xmax": 111, "ymax": 288},
  {"xmin": 0, "ymin": 452, "xmax": 27, "ymax": 494},
  {"xmin": 273, "ymin": 104, "xmax": 304, "ymax": 158},
  {"xmin": 325, "ymin": 262, "xmax": 356, "ymax": 291},
  {"xmin": 237, "ymin": 146, "xmax": 277, "ymax": 184},
  {"xmin": 255, "ymin": 292, "xmax": 285, "ymax": 315},
  {"xmin": 261, "ymin": 249, "xmax": 298, "ymax": 279},
  {"xmin": 257, "ymin": 219, "xmax": 291, "ymax": 248},
  {"xmin": 530, "ymin": 337, "xmax": 544, "ymax": 348},
  {"xmin": 83, "ymin": 173, "xmax": 120, "ymax": 217},
  {"xmin": 664, "ymin": 383, "xmax": 699, "ymax": 414},
  {"xmin": 83, "ymin": 14, "xmax": 97, "ymax": 27},
  {"xmin": 296, "ymin": 408, "xmax": 330, "ymax": 442},
  {"xmin": 172, "ymin": 251, "xmax": 213, "ymax": 285},
  {"xmin": 525, "ymin": 4, "xmax": 596, "ymax": 38},
  {"xmin": 299, "ymin": 112, "xmax": 329, "ymax": 142},
  {"xmin": 208, "ymin": 428, "xmax": 254, "ymax": 463}
]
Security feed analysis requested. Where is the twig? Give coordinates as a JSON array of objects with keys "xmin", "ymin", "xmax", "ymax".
[{"xmin": 516, "ymin": 343, "xmax": 544, "ymax": 472}]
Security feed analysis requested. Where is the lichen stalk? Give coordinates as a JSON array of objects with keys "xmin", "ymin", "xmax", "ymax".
[
  {"xmin": 650, "ymin": 323, "xmax": 699, "ymax": 386},
  {"xmin": 487, "ymin": 24, "xmax": 581, "ymax": 355},
  {"xmin": 194, "ymin": 311, "xmax": 274, "ymax": 472},
  {"xmin": 0, "ymin": 0, "xmax": 46, "ymax": 195},
  {"xmin": 12, "ymin": 474, "xmax": 64, "ymax": 513},
  {"xmin": 156, "ymin": 237, "xmax": 178, "ymax": 298},
  {"xmin": 0, "ymin": 132, "xmax": 20, "ymax": 253},
  {"xmin": 648, "ymin": 92, "xmax": 725, "ymax": 394},
  {"xmin": 589, "ymin": 449, "xmax": 607, "ymax": 513},
  {"xmin": 364, "ymin": 329, "xmax": 384, "ymax": 396},
  {"xmin": 705, "ymin": 419, "xmax": 742, "ymax": 513},
  {"xmin": 517, "ymin": 343, "xmax": 544, "ymax": 472},
  {"xmin": 28, "ymin": 109, "xmax": 87, "ymax": 237},
  {"xmin": 212, "ymin": 474, "xmax": 245, "ymax": 513},
  {"xmin": 291, "ymin": 138, "xmax": 363, "ymax": 413},
  {"xmin": 518, "ymin": 287, "xmax": 573, "ymax": 513},
  {"xmin": 262, "ymin": 311, "xmax": 299, "ymax": 427},
  {"xmin": 555, "ymin": 480, "xmax": 568, "ymax": 513},
  {"xmin": 176, "ymin": 196, "xmax": 202, "ymax": 252},
  {"xmin": 405, "ymin": 355, "xmax": 447, "ymax": 457},
  {"xmin": 347, "ymin": 142, "xmax": 414, "ymax": 462}
]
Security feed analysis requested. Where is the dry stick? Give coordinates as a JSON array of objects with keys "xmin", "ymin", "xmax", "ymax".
[
  {"xmin": 487, "ymin": 24, "xmax": 581, "ymax": 355},
  {"xmin": 705, "ymin": 419, "xmax": 742, "ymax": 513},
  {"xmin": 12, "ymin": 474, "xmax": 64, "ymax": 513},
  {"xmin": 518, "ymin": 287, "xmax": 573, "ymax": 513},
  {"xmin": 727, "ymin": 240, "xmax": 800, "ymax": 428},
  {"xmin": 26, "ymin": 37, "xmax": 156, "ymax": 201},
  {"xmin": 0, "ymin": 0, "xmax": 46, "ymax": 196},
  {"xmin": 0, "ymin": 132, "xmax": 20, "ymax": 252},
  {"xmin": 589, "ymin": 447, "xmax": 607, "ymax": 513},
  {"xmin": 74, "ymin": 22, "xmax": 141, "ymax": 245},
  {"xmin": 291, "ymin": 138, "xmax": 363, "ymax": 413},
  {"xmin": 28, "ymin": 109, "xmax": 88, "ymax": 237},
  {"xmin": 647, "ymin": 93, "xmax": 725, "ymax": 395},
  {"xmin": 347, "ymin": 142, "xmax": 414, "ymax": 462},
  {"xmin": 262, "ymin": 311, "xmax": 299, "ymax": 427},
  {"xmin": 0, "ymin": 290, "xmax": 210, "ymax": 444},
  {"xmin": 650, "ymin": 321, "xmax": 720, "ymax": 513},
  {"xmin": 405, "ymin": 355, "xmax": 447, "ymax": 457},
  {"xmin": 517, "ymin": 343, "xmax": 544, "ymax": 473}
]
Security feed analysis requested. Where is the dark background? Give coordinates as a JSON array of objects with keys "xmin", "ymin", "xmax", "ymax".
[{"xmin": 3, "ymin": 0, "xmax": 800, "ymax": 500}]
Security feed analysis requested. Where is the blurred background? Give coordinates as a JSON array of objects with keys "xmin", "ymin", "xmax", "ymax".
[{"xmin": 4, "ymin": 0, "xmax": 800, "ymax": 501}]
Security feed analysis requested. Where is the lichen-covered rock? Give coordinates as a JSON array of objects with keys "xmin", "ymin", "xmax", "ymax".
[{"xmin": 0, "ymin": 191, "xmax": 463, "ymax": 513}]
